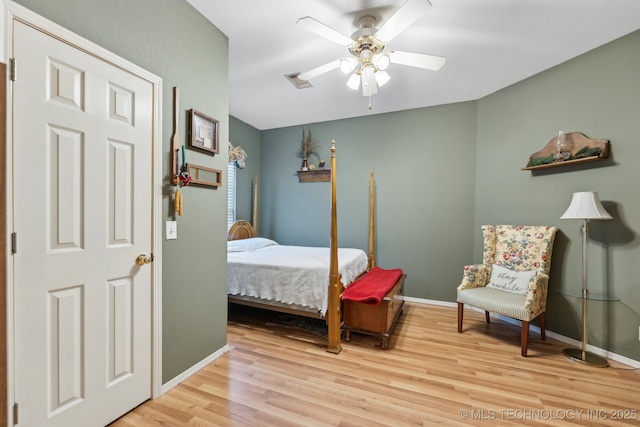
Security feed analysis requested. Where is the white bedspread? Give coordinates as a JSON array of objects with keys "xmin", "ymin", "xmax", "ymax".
[{"xmin": 227, "ymin": 239, "xmax": 368, "ymax": 316}]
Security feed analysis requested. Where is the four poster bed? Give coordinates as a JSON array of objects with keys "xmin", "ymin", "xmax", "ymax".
[{"xmin": 227, "ymin": 141, "xmax": 377, "ymax": 353}]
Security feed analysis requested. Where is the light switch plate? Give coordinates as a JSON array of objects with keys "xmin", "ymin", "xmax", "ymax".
[{"xmin": 166, "ymin": 221, "xmax": 177, "ymax": 240}]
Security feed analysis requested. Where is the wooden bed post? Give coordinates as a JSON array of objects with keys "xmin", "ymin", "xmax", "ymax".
[
  {"xmin": 252, "ymin": 175, "xmax": 258, "ymax": 235},
  {"xmin": 368, "ymin": 168, "xmax": 376, "ymax": 270},
  {"xmin": 327, "ymin": 141, "xmax": 343, "ymax": 354}
]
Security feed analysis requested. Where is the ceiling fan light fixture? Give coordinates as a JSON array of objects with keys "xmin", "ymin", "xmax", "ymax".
[
  {"xmin": 361, "ymin": 65, "xmax": 377, "ymax": 96},
  {"xmin": 360, "ymin": 48, "xmax": 373, "ymax": 63},
  {"xmin": 375, "ymin": 53, "xmax": 390, "ymax": 71},
  {"xmin": 340, "ymin": 58, "xmax": 355, "ymax": 74},
  {"xmin": 296, "ymin": 0, "xmax": 443, "ymax": 104},
  {"xmin": 362, "ymin": 80, "xmax": 377, "ymax": 97},
  {"xmin": 346, "ymin": 72, "xmax": 360, "ymax": 90},
  {"xmin": 375, "ymin": 70, "xmax": 390, "ymax": 87}
]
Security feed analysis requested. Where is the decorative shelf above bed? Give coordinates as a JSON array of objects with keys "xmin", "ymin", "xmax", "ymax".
[
  {"xmin": 522, "ymin": 132, "xmax": 609, "ymax": 171},
  {"xmin": 297, "ymin": 169, "xmax": 331, "ymax": 182}
]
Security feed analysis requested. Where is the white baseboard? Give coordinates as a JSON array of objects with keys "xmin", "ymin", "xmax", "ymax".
[
  {"xmin": 403, "ymin": 296, "xmax": 457, "ymax": 307},
  {"xmin": 160, "ymin": 344, "xmax": 231, "ymax": 395},
  {"xmin": 407, "ymin": 297, "xmax": 640, "ymax": 369}
]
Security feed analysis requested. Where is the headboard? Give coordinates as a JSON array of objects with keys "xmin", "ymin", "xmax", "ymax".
[{"xmin": 227, "ymin": 220, "xmax": 255, "ymax": 241}]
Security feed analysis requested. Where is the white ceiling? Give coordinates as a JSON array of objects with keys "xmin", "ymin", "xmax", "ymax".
[{"xmin": 186, "ymin": 0, "xmax": 640, "ymax": 131}]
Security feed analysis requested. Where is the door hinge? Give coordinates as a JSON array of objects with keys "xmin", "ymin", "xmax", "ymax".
[
  {"xmin": 11, "ymin": 232, "xmax": 17, "ymax": 254},
  {"xmin": 9, "ymin": 58, "xmax": 16, "ymax": 81},
  {"xmin": 13, "ymin": 402, "xmax": 19, "ymax": 425}
]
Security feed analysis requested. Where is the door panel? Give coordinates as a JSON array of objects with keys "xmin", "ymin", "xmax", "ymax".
[
  {"xmin": 13, "ymin": 20, "xmax": 154, "ymax": 427},
  {"xmin": 48, "ymin": 125, "xmax": 84, "ymax": 251}
]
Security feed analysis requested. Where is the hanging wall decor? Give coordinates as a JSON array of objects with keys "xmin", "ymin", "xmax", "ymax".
[
  {"xmin": 171, "ymin": 87, "xmax": 191, "ymax": 217},
  {"xmin": 522, "ymin": 132, "xmax": 610, "ymax": 171},
  {"xmin": 188, "ymin": 109, "xmax": 219, "ymax": 155},
  {"xmin": 229, "ymin": 142, "xmax": 247, "ymax": 168}
]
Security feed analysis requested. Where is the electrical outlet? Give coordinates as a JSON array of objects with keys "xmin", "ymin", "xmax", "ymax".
[{"xmin": 166, "ymin": 221, "xmax": 177, "ymax": 240}]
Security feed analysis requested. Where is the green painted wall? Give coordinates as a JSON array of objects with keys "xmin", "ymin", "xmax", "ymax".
[
  {"xmin": 14, "ymin": 0, "xmax": 231, "ymax": 382},
  {"xmin": 229, "ymin": 116, "xmax": 261, "ymax": 226},
  {"xmin": 476, "ymin": 30, "xmax": 640, "ymax": 361},
  {"xmin": 258, "ymin": 103, "xmax": 478, "ymax": 302}
]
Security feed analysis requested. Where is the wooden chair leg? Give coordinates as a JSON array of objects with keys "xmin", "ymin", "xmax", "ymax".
[
  {"xmin": 457, "ymin": 302, "xmax": 464, "ymax": 333},
  {"xmin": 539, "ymin": 312, "xmax": 546, "ymax": 340},
  {"xmin": 485, "ymin": 311, "xmax": 490, "ymax": 324},
  {"xmin": 521, "ymin": 320, "xmax": 530, "ymax": 357}
]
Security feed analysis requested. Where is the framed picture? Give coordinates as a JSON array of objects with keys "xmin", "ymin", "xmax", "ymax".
[{"xmin": 188, "ymin": 109, "xmax": 219, "ymax": 155}]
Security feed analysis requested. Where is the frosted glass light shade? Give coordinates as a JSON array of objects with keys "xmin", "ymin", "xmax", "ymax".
[
  {"xmin": 374, "ymin": 70, "xmax": 390, "ymax": 87},
  {"xmin": 375, "ymin": 53, "xmax": 390, "ymax": 71},
  {"xmin": 339, "ymin": 58, "xmax": 356, "ymax": 74},
  {"xmin": 560, "ymin": 192, "xmax": 612, "ymax": 220},
  {"xmin": 346, "ymin": 72, "xmax": 360, "ymax": 90}
]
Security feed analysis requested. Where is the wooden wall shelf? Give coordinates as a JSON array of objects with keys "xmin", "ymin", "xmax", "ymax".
[
  {"xmin": 297, "ymin": 169, "xmax": 331, "ymax": 182},
  {"xmin": 522, "ymin": 155, "xmax": 604, "ymax": 171},
  {"xmin": 186, "ymin": 163, "xmax": 222, "ymax": 187},
  {"xmin": 522, "ymin": 132, "xmax": 609, "ymax": 171}
]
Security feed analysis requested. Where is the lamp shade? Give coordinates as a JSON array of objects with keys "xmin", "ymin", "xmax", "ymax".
[{"xmin": 560, "ymin": 191, "xmax": 612, "ymax": 220}]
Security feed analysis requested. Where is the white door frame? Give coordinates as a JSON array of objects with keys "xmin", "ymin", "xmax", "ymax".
[{"xmin": 3, "ymin": 2, "xmax": 163, "ymax": 424}]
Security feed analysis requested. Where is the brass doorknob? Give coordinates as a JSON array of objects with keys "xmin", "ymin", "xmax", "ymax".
[{"xmin": 136, "ymin": 254, "xmax": 153, "ymax": 265}]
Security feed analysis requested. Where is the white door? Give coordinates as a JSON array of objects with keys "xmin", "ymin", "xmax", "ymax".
[{"xmin": 12, "ymin": 20, "xmax": 154, "ymax": 426}]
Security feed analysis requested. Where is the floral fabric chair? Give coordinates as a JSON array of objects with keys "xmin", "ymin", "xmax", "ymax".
[{"xmin": 457, "ymin": 225, "xmax": 558, "ymax": 356}]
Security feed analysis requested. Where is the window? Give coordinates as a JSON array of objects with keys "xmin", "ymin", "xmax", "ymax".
[{"xmin": 227, "ymin": 162, "xmax": 237, "ymax": 230}]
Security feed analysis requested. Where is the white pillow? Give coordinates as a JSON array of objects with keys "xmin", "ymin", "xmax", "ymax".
[
  {"xmin": 486, "ymin": 264, "xmax": 536, "ymax": 295},
  {"xmin": 227, "ymin": 237, "xmax": 278, "ymax": 252}
]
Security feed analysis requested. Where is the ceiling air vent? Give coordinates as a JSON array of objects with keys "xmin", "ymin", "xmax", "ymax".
[{"xmin": 285, "ymin": 73, "xmax": 312, "ymax": 89}]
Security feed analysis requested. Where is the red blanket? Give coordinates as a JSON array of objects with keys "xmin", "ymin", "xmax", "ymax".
[{"xmin": 342, "ymin": 267, "xmax": 403, "ymax": 305}]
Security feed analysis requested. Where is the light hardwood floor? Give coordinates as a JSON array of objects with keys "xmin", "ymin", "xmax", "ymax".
[{"xmin": 110, "ymin": 302, "xmax": 640, "ymax": 426}]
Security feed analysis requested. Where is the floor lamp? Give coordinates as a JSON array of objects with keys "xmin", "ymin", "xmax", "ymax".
[{"xmin": 560, "ymin": 191, "xmax": 612, "ymax": 367}]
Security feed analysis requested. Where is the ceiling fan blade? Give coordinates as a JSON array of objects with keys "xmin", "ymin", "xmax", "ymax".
[
  {"xmin": 298, "ymin": 59, "xmax": 341, "ymax": 81},
  {"xmin": 297, "ymin": 16, "xmax": 354, "ymax": 46},
  {"xmin": 389, "ymin": 50, "xmax": 446, "ymax": 71},
  {"xmin": 375, "ymin": 0, "xmax": 432, "ymax": 43}
]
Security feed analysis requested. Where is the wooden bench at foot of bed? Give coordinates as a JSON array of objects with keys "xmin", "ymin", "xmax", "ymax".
[{"xmin": 342, "ymin": 274, "xmax": 406, "ymax": 350}]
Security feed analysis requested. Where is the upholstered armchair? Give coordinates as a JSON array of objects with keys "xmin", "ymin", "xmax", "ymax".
[{"xmin": 457, "ymin": 225, "xmax": 558, "ymax": 356}]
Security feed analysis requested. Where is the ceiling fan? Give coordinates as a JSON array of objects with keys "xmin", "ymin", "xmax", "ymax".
[{"xmin": 295, "ymin": 0, "xmax": 446, "ymax": 102}]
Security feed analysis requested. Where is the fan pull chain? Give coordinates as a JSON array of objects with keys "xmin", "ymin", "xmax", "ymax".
[{"xmin": 368, "ymin": 93, "xmax": 372, "ymax": 110}]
